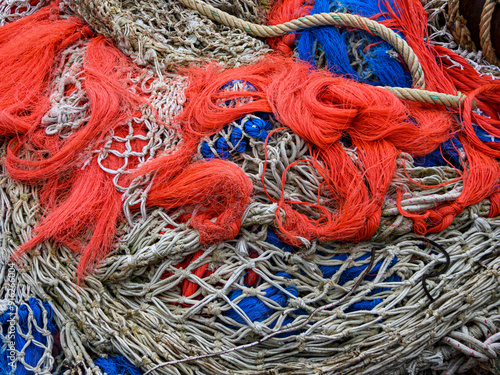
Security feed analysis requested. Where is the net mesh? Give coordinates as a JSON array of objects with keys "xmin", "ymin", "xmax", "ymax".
[
  {"xmin": 0, "ymin": 0, "xmax": 49, "ymax": 26},
  {"xmin": 1, "ymin": 1, "xmax": 500, "ymax": 375},
  {"xmin": 61, "ymin": 0, "xmax": 271, "ymax": 72},
  {"xmin": 2, "ymin": 122, "xmax": 500, "ymax": 374},
  {"xmin": 0, "ymin": 225, "xmax": 56, "ymax": 375}
]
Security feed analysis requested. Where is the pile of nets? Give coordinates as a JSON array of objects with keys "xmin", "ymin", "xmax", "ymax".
[
  {"xmin": 1, "ymin": 0, "xmax": 500, "ymax": 374},
  {"xmin": 62, "ymin": 0, "xmax": 269, "ymax": 70}
]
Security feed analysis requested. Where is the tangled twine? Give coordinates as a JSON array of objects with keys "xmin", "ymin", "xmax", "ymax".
[
  {"xmin": 63, "ymin": 0, "xmax": 270, "ymax": 73},
  {"xmin": 1, "ymin": 1, "xmax": 500, "ymax": 374},
  {"xmin": 3, "ymin": 124, "xmax": 500, "ymax": 373}
]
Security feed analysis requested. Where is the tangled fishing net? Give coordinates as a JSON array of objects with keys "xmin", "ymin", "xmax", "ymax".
[
  {"xmin": 1, "ymin": 0, "xmax": 500, "ymax": 374},
  {"xmin": 61, "ymin": 0, "xmax": 269, "ymax": 71}
]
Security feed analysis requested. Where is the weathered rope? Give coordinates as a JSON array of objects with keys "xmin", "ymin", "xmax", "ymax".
[
  {"xmin": 178, "ymin": 0, "xmax": 477, "ymax": 108},
  {"xmin": 384, "ymin": 86, "xmax": 474, "ymax": 108},
  {"xmin": 447, "ymin": 0, "xmax": 478, "ymax": 52},
  {"xmin": 448, "ymin": 0, "xmax": 499, "ymax": 66},
  {"xmin": 479, "ymin": 0, "xmax": 499, "ymax": 65}
]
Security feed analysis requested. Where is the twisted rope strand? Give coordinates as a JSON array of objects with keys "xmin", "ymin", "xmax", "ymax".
[
  {"xmin": 178, "ymin": 0, "xmax": 425, "ymax": 88},
  {"xmin": 177, "ymin": 0, "xmax": 478, "ymax": 109},
  {"xmin": 479, "ymin": 0, "xmax": 499, "ymax": 65}
]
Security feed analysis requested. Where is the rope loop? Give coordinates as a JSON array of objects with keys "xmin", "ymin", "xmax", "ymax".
[{"xmin": 178, "ymin": 0, "xmax": 477, "ymax": 108}]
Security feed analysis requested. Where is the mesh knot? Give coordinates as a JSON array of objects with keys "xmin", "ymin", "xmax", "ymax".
[
  {"xmin": 207, "ymin": 303, "xmax": 221, "ymax": 316},
  {"xmin": 465, "ymin": 294, "xmax": 474, "ymax": 304},
  {"xmin": 341, "ymin": 328, "xmax": 352, "ymax": 338},
  {"xmin": 252, "ymin": 321, "xmax": 267, "ymax": 336},
  {"xmin": 208, "ymin": 273, "xmax": 221, "ymax": 284},
  {"xmin": 243, "ymin": 288, "xmax": 259, "ymax": 297},
  {"xmin": 289, "ymin": 298, "xmax": 307, "ymax": 310},
  {"xmin": 141, "ymin": 356, "xmax": 153, "ymax": 367}
]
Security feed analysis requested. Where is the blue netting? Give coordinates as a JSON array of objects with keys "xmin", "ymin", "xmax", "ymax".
[
  {"xmin": 94, "ymin": 356, "xmax": 142, "ymax": 375},
  {"xmin": 296, "ymin": 0, "xmax": 412, "ymax": 87},
  {"xmin": 0, "ymin": 298, "xmax": 57, "ymax": 375}
]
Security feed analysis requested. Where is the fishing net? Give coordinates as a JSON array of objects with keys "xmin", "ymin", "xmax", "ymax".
[
  {"xmin": 0, "ymin": 0, "xmax": 49, "ymax": 25},
  {"xmin": 423, "ymin": 0, "xmax": 500, "ymax": 77},
  {"xmin": 3, "ymin": 131, "xmax": 500, "ymax": 374},
  {"xmin": 1, "ymin": 0, "xmax": 500, "ymax": 375},
  {"xmin": 0, "ymin": 225, "xmax": 56, "ymax": 375},
  {"xmin": 61, "ymin": 0, "xmax": 270, "ymax": 71}
]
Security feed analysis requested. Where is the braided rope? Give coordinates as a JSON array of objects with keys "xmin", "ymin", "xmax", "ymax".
[
  {"xmin": 479, "ymin": 0, "xmax": 499, "ymax": 65},
  {"xmin": 177, "ymin": 0, "xmax": 478, "ymax": 108}
]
